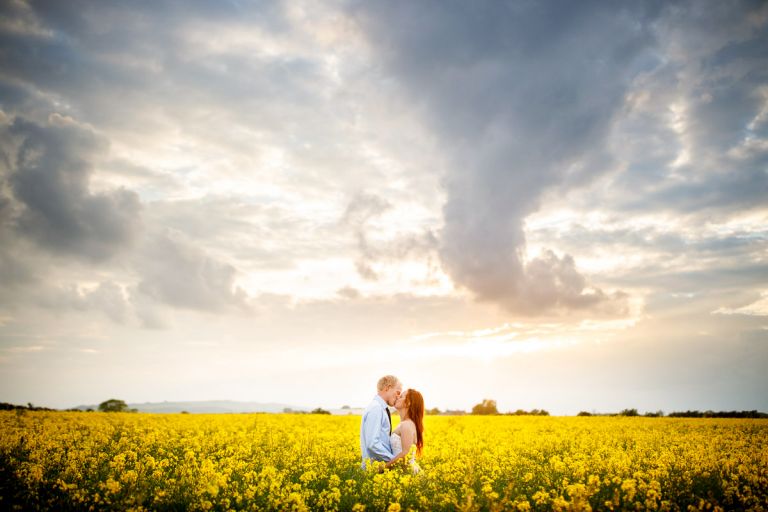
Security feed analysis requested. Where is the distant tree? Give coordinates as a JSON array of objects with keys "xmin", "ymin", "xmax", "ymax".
[
  {"xmin": 506, "ymin": 408, "xmax": 550, "ymax": 416},
  {"xmin": 341, "ymin": 405, "xmax": 351, "ymax": 410},
  {"xmin": 577, "ymin": 411, "xmax": 592, "ymax": 416},
  {"xmin": 98, "ymin": 399, "xmax": 129, "ymax": 413},
  {"xmin": 620, "ymin": 408, "xmax": 639, "ymax": 417},
  {"xmin": 426, "ymin": 407, "xmax": 441, "ymax": 415},
  {"xmin": 180, "ymin": 411, "xmax": 190, "ymax": 414},
  {"xmin": 668, "ymin": 410, "xmax": 767, "ymax": 418},
  {"xmin": 283, "ymin": 407, "xmax": 294, "ymax": 413},
  {"xmin": 1, "ymin": 402, "xmax": 55, "ymax": 412},
  {"xmin": 644, "ymin": 410, "xmax": 664, "ymax": 417},
  {"xmin": 471, "ymin": 399, "xmax": 499, "ymax": 415},
  {"xmin": 311, "ymin": 408, "xmax": 331, "ymax": 415}
]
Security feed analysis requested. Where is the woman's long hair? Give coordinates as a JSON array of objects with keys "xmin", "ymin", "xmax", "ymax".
[{"xmin": 406, "ymin": 389, "xmax": 424, "ymax": 456}]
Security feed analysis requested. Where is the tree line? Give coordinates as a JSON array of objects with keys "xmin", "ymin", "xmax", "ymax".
[
  {"xmin": 424, "ymin": 399, "xmax": 550, "ymax": 416},
  {"xmin": 442, "ymin": 401, "xmax": 768, "ymax": 418},
  {"xmin": 3, "ymin": 400, "xmax": 766, "ymax": 418},
  {"xmin": 577, "ymin": 408, "xmax": 768, "ymax": 418},
  {"xmin": 0, "ymin": 402, "xmax": 56, "ymax": 412}
]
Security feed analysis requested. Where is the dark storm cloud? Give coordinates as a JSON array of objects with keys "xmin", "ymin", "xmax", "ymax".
[
  {"xmin": 353, "ymin": 0, "xmax": 662, "ymax": 314},
  {"xmin": 0, "ymin": 115, "xmax": 141, "ymax": 261}
]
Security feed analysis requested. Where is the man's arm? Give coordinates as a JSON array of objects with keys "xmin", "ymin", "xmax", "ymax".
[{"xmin": 362, "ymin": 407, "xmax": 394, "ymax": 460}]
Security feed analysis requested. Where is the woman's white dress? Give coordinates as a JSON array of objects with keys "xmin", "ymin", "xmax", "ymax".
[{"xmin": 390, "ymin": 432, "xmax": 421, "ymax": 474}]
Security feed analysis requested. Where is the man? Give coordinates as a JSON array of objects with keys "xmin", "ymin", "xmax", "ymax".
[{"xmin": 360, "ymin": 375, "xmax": 402, "ymax": 468}]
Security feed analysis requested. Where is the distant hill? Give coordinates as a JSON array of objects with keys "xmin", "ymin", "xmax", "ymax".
[{"xmin": 71, "ymin": 400, "xmax": 311, "ymax": 414}]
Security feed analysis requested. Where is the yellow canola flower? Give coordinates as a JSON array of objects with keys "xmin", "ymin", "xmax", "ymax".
[{"xmin": 1, "ymin": 412, "xmax": 767, "ymax": 510}]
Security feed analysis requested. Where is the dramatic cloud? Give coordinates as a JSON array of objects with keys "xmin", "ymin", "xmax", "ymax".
[
  {"xmin": 1, "ymin": 114, "xmax": 141, "ymax": 261},
  {"xmin": 352, "ymin": 0, "xmax": 663, "ymax": 314},
  {"xmin": 0, "ymin": 0, "xmax": 765, "ymax": 412},
  {"xmin": 352, "ymin": 0, "xmax": 768, "ymax": 317}
]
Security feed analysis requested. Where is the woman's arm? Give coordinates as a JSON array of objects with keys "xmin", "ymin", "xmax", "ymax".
[{"xmin": 385, "ymin": 421, "xmax": 416, "ymax": 468}]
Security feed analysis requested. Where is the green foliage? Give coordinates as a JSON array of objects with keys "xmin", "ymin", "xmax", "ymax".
[
  {"xmin": 509, "ymin": 409, "xmax": 550, "ymax": 416},
  {"xmin": 2, "ymin": 413, "xmax": 765, "ymax": 511},
  {"xmin": 668, "ymin": 410, "xmax": 767, "ymax": 418},
  {"xmin": 471, "ymin": 399, "xmax": 499, "ymax": 415},
  {"xmin": 311, "ymin": 408, "xmax": 331, "ymax": 415},
  {"xmin": 0, "ymin": 402, "xmax": 55, "ymax": 412},
  {"xmin": 98, "ymin": 399, "xmax": 129, "ymax": 413}
]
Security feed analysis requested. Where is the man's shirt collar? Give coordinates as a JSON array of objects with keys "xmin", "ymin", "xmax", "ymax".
[{"xmin": 373, "ymin": 394, "xmax": 388, "ymax": 409}]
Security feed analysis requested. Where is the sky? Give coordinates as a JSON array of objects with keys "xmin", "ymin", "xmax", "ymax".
[{"xmin": 0, "ymin": 0, "xmax": 766, "ymax": 415}]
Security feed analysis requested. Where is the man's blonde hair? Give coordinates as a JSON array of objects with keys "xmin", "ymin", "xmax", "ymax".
[{"xmin": 377, "ymin": 375, "xmax": 400, "ymax": 391}]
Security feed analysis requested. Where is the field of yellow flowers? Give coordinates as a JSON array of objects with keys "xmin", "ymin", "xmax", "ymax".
[{"xmin": 1, "ymin": 411, "xmax": 766, "ymax": 511}]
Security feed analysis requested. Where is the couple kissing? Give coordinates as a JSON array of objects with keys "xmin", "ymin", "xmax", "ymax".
[{"xmin": 360, "ymin": 375, "xmax": 424, "ymax": 474}]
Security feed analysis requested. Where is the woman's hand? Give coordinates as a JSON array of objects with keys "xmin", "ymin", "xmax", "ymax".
[{"xmin": 385, "ymin": 454, "xmax": 404, "ymax": 469}]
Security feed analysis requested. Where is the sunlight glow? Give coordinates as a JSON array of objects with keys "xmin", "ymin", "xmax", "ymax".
[{"xmin": 713, "ymin": 292, "xmax": 768, "ymax": 317}]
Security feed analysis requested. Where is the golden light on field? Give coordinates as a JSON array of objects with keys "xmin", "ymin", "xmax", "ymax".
[{"xmin": 2, "ymin": 411, "xmax": 766, "ymax": 511}]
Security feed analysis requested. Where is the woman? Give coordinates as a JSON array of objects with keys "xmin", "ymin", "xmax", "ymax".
[{"xmin": 386, "ymin": 389, "xmax": 424, "ymax": 474}]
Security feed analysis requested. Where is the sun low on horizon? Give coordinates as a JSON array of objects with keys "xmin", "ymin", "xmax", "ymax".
[{"xmin": 0, "ymin": 0, "xmax": 766, "ymax": 416}]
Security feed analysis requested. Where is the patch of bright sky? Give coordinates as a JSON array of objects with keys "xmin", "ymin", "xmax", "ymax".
[
  {"xmin": 713, "ymin": 291, "xmax": 768, "ymax": 316},
  {"xmin": 668, "ymin": 99, "xmax": 692, "ymax": 170},
  {"xmin": 703, "ymin": 210, "xmax": 768, "ymax": 238},
  {"xmin": 238, "ymin": 254, "xmax": 453, "ymax": 299},
  {"xmin": 411, "ymin": 316, "xmax": 639, "ymax": 344},
  {"xmin": 527, "ymin": 207, "xmax": 767, "ymax": 246},
  {"xmin": 746, "ymin": 85, "xmax": 768, "ymax": 132}
]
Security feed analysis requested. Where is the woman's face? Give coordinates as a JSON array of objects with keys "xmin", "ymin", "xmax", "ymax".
[{"xmin": 395, "ymin": 391, "xmax": 408, "ymax": 409}]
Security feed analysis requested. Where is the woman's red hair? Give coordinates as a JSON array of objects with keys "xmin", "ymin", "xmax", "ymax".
[{"xmin": 406, "ymin": 389, "xmax": 424, "ymax": 456}]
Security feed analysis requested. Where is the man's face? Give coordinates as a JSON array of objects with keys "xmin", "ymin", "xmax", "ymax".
[{"xmin": 384, "ymin": 383, "xmax": 403, "ymax": 407}]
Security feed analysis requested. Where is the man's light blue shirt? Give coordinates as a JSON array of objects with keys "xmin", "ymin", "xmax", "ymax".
[{"xmin": 360, "ymin": 395, "xmax": 394, "ymax": 466}]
